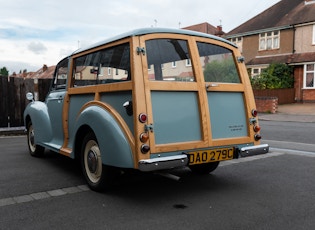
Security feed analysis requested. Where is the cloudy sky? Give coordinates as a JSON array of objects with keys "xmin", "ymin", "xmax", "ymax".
[{"xmin": 0, "ymin": 0, "xmax": 280, "ymax": 74}]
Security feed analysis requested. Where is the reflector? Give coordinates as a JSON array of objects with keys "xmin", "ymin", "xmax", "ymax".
[
  {"xmin": 139, "ymin": 113, "xmax": 147, "ymax": 123},
  {"xmin": 251, "ymin": 109, "xmax": 258, "ymax": 117}
]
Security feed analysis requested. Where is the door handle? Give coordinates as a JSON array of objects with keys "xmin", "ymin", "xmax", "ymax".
[{"xmin": 206, "ymin": 83, "xmax": 219, "ymax": 90}]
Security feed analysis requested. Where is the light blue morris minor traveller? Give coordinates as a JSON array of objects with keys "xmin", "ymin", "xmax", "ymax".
[{"xmin": 24, "ymin": 28, "xmax": 269, "ymax": 191}]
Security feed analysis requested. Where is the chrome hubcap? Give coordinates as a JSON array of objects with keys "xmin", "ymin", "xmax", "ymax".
[
  {"xmin": 87, "ymin": 150, "xmax": 98, "ymax": 173},
  {"xmin": 30, "ymin": 130, "xmax": 35, "ymax": 146}
]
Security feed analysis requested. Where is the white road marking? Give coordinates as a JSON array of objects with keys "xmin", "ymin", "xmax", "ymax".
[{"xmin": 0, "ymin": 185, "xmax": 90, "ymax": 207}]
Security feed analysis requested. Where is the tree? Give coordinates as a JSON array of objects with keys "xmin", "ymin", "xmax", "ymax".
[
  {"xmin": 0, "ymin": 67, "xmax": 9, "ymax": 77},
  {"xmin": 250, "ymin": 63, "xmax": 294, "ymax": 89},
  {"xmin": 203, "ymin": 58, "xmax": 240, "ymax": 83}
]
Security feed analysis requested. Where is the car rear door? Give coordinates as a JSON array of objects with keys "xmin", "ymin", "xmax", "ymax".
[{"xmin": 140, "ymin": 34, "xmax": 253, "ymax": 156}]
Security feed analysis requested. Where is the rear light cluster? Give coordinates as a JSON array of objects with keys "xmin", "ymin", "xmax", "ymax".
[
  {"xmin": 251, "ymin": 109, "xmax": 262, "ymax": 141},
  {"xmin": 139, "ymin": 113, "xmax": 150, "ymax": 154}
]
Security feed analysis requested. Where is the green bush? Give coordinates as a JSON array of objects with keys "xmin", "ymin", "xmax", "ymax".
[
  {"xmin": 250, "ymin": 63, "xmax": 294, "ymax": 89},
  {"xmin": 204, "ymin": 58, "xmax": 240, "ymax": 83}
]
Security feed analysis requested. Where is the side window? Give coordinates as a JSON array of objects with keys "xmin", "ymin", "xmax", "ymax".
[
  {"xmin": 73, "ymin": 43, "xmax": 130, "ymax": 86},
  {"xmin": 51, "ymin": 58, "xmax": 68, "ymax": 90},
  {"xmin": 145, "ymin": 39, "xmax": 194, "ymax": 82},
  {"xmin": 197, "ymin": 42, "xmax": 240, "ymax": 83}
]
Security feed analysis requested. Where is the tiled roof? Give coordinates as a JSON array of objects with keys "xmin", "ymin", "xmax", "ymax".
[
  {"xmin": 10, "ymin": 65, "xmax": 55, "ymax": 79},
  {"xmin": 183, "ymin": 22, "xmax": 225, "ymax": 36},
  {"xmin": 228, "ymin": 0, "xmax": 315, "ymax": 35},
  {"xmin": 246, "ymin": 54, "xmax": 292, "ymax": 65},
  {"xmin": 30, "ymin": 65, "xmax": 55, "ymax": 79},
  {"xmin": 247, "ymin": 52, "xmax": 315, "ymax": 65}
]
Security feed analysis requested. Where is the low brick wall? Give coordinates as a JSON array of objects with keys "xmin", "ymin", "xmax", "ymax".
[
  {"xmin": 255, "ymin": 97, "xmax": 278, "ymax": 114},
  {"xmin": 253, "ymin": 88, "xmax": 295, "ymax": 105}
]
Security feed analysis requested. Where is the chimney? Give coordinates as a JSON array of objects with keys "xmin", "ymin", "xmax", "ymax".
[
  {"xmin": 43, "ymin": 64, "xmax": 48, "ymax": 72},
  {"xmin": 215, "ymin": 25, "xmax": 224, "ymax": 37},
  {"xmin": 23, "ymin": 69, "xmax": 27, "ymax": 78}
]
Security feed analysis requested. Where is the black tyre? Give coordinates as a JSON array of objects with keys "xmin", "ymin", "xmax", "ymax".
[
  {"xmin": 81, "ymin": 132, "xmax": 115, "ymax": 192},
  {"xmin": 189, "ymin": 161, "xmax": 220, "ymax": 175},
  {"xmin": 27, "ymin": 121, "xmax": 45, "ymax": 157}
]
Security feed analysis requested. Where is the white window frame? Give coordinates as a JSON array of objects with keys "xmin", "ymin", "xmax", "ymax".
[
  {"xmin": 172, "ymin": 61, "xmax": 176, "ymax": 68},
  {"xmin": 313, "ymin": 24, "xmax": 315, "ymax": 45},
  {"xmin": 259, "ymin": 31, "xmax": 280, "ymax": 50},
  {"xmin": 250, "ymin": 67, "xmax": 267, "ymax": 78},
  {"xmin": 304, "ymin": 63, "xmax": 315, "ymax": 88}
]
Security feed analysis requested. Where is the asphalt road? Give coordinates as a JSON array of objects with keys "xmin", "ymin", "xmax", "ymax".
[
  {"xmin": 260, "ymin": 120, "xmax": 315, "ymax": 153},
  {"xmin": 1, "ymin": 136, "xmax": 315, "ymax": 230}
]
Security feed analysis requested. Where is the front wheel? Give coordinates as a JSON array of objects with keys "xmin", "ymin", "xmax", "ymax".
[
  {"xmin": 27, "ymin": 121, "xmax": 45, "ymax": 157},
  {"xmin": 81, "ymin": 132, "xmax": 116, "ymax": 192},
  {"xmin": 189, "ymin": 161, "xmax": 220, "ymax": 175}
]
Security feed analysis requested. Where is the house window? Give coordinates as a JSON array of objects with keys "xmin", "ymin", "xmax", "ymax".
[
  {"xmin": 259, "ymin": 31, "xmax": 280, "ymax": 50},
  {"xmin": 304, "ymin": 63, "xmax": 315, "ymax": 88},
  {"xmin": 313, "ymin": 24, "xmax": 315, "ymax": 45},
  {"xmin": 172, "ymin": 61, "xmax": 176, "ymax": 68},
  {"xmin": 250, "ymin": 67, "xmax": 266, "ymax": 77},
  {"xmin": 230, "ymin": 37, "xmax": 243, "ymax": 48},
  {"xmin": 186, "ymin": 59, "xmax": 191, "ymax": 66}
]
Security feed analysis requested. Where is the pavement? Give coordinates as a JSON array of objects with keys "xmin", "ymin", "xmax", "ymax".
[
  {"xmin": 259, "ymin": 103, "xmax": 315, "ymax": 123},
  {"xmin": 0, "ymin": 103, "xmax": 314, "ymax": 136}
]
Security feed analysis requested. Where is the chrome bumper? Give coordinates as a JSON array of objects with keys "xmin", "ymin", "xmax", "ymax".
[
  {"xmin": 138, "ymin": 144, "xmax": 269, "ymax": 172},
  {"xmin": 239, "ymin": 144, "xmax": 269, "ymax": 158},
  {"xmin": 138, "ymin": 155, "xmax": 188, "ymax": 172}
]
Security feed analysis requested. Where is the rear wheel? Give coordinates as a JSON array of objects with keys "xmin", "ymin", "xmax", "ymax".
[
  {"xmin": 81, "ymin": 132, "xmax": 115, "ymax": 192},
  {"xmin": 189, "ymin": 161, "xmax": 220, "ymax": 174},
  {"xmin": 27, "ymin": 121, "xmax": 45, "ymax": 157}
]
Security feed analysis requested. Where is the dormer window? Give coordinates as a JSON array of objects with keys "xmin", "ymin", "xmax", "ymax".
[{"xmin": 259, "ymin": 31, "xmax": 280, "ymax": 50}]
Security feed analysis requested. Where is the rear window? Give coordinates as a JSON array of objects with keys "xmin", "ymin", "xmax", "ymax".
[
  {"xmin": 145, "ymin": 39, "xmax": 194, "ymax": 82},
  {"xmin": 197, "ymin": 42, "xmax": 240, "ymax": 83}
]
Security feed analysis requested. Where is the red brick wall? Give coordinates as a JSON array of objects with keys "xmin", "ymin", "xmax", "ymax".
[
  {"xmin": 255, "ymin": 97, "xmax": 278, "ymax": 113},
  {"xmin": 302, "ymin": 89, "xmax": 315, "ymax": 102}
]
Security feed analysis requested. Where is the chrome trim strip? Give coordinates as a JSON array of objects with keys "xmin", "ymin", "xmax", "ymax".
[
  {"xmin": 138, "ymin": 155, "xmax": 188, "ymax": 172},
  {"xmin": 239, "ymin": 144, "xmax": 269, "ymax": 157}
]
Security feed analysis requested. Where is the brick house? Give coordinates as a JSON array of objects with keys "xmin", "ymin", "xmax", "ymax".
[
  {"xmin": 183, "ymin": 22, "xmax": 225, "ymax": 37},
  {"xmin": 10, "ymin": 64, "xmax": 55, "ymax": 79},
  {"xmin": 225, "ymin": 0, "xmax": 315, "ymax": 103}
]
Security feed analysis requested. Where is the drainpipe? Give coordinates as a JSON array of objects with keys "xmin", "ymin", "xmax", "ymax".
[{"xmin": 292, "ymin": 25, "xmax": 296, "ymax": 54}]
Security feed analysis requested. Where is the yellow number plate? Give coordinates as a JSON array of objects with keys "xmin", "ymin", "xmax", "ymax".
[{"xmin": 187, "ymin": 148, "xmax": 234, "ymax": 165}]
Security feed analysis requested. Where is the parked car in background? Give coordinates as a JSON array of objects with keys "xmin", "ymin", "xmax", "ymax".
[{"xmin": 24, "ymin": 28, "xmax": 269, "ymax": 192}]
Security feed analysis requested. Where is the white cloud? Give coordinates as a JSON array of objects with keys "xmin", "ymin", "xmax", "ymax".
[
  {"xmin": 0, "ymin": 0, "xmax": 280, "ymax": 73},
  {"xmin": 28, "ymin": 41, "xmax": 47, "ymax": 54}
]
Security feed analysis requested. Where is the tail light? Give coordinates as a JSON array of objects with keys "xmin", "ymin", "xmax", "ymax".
[
  {"xmin": 140, "ymin": 132, "xmax": 149, "ymax": 143},
  {"xmin": 254, "ymin": 134, "xmax": 262, "ymax": 141},
  {"xmin": 251, "ymin": 109, "xmax": 261, "ymax": 141},
  {"xmin": 141, "ymin": 144, "xmax": 150, "ymax": 153},
  {"xmin": 253, "ymin": 125, "xmax": 261, "ymax": 132},
  {"xmin": 251, "ymin": 109, "xmax": 258, "ymax": 117}
]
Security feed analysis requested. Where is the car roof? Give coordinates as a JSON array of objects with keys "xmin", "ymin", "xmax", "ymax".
[{"xmin": 72, "ymin": 27, "xmax": 236, "ymax": 56}]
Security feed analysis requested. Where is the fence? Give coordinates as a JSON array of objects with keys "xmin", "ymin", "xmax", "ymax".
[
  {"xmin": 0, "ymin": 76, "xmax": 51, "ymax": 128},
  {"xmin": 253, "ymin": 88, "xmax": 295, "ymax": 105}
]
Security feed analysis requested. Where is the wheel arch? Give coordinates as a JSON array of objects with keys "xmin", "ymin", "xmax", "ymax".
[
  {"xmin": 73, "ymin": 106, "xmax": 134, "ymax": 169},
  {"xmin": 23, "ymin": 101, "xmax": 53, "ymax": 144}
]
